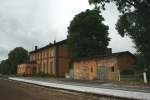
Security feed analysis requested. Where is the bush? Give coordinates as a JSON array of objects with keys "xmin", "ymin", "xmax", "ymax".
[{"xmin": 121, "ymin": 69, "xmax": 135, "ymax": 75}]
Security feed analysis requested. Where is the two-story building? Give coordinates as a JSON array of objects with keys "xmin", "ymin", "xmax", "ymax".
[{"xmin": 18, "ymin": 40, "xmax": 70, "ymax": 77}]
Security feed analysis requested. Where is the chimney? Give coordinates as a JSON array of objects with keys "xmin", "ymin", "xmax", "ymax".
[
  {"xmin": 106, "ymin": 48, "xmax": 112, "ymax": 55},
  {"xmin": 54, "ymin": 40, "xmax": 56, "ymax": 44},
  {"xmin": 35, "ymin": 46, "xmax": 38, "ymax": 51}
]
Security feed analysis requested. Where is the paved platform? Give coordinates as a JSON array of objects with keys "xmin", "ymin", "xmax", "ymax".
[{"xmin": 9, "ymin": 77, "xmax": 150, "ymax": 100}]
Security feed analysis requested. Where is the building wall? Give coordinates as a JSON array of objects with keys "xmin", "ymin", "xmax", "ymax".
[
  {"xmin": 73, "ymin": 59, "xmax": 97, "ymax": 80},
  {"xmin": 74, "ymin": 57, "xmax": 118, "ymax": 81},
  {"xmin": 17, "ymin": 64, "xmax": 36, "ymax": 75},
  {"xmin": 73, "ymin": 54, "xmax": 135, "ymax": 81},
  {"xmin": 29, "ymin": 47, "xmax": 55, "ymax": 75},
  {"xmin": 97, "ymin": 57, "xmax": 118, "ymax": 81},
  {"xmin": 117, "ymin": 54, "xmax": 135, "ymax": 70},
  {"xmin": 57, "ymin": 46, "xmax": 70, "ymax": 77},
  {"xmin": 29, "ymin": 44, "xmax": 70, "ymax": 77},
  {"xmin": 58, "ymin": 58, "xmax": 70, "ymax": 77}
]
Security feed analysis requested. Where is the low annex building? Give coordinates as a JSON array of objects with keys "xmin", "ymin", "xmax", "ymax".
[
  {"xmin": 17, "ymin": 40, "xmax": 70, "ymax": 77},
  {"xmin": 17, "ymin": 64, "xmax": 36, "ymax": 76},
  {"xmin": 73, "ymin": 51, "xmax": 135, "ymax": 81}
]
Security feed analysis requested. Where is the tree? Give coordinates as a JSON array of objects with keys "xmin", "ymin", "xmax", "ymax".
[
  {"xmin": 134, "ymin": 53, "xmax": 150, "ymax": 79},
  {"xmin": 89, "ymin": 0, "xmax": 150, "ymax": 68},
  {"xmin": 67, "ymin": 9, "xmax": 110, "ymax": 59},
  {"xmin": 8, "ymin": 47, "xmax": 28, "ymax": 74},
  {"xmin": 0, "ymin": 47, "xmax": 28, "ymax": 75},
  {"xmin": 0, "ymin": 59, "xmax": 11, "ymax": 74},
  {"xmin": 135, "ymin": 53, "xmax": 146, "ymax": 72}
]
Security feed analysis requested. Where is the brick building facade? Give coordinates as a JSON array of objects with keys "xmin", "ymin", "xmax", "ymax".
[
  {"xmin": 17, "ymin": 40, "xmax": 136, "ymax": 81},
  {"xmin": 17, "ymin": 64, "xmax": 36, "ymax": 76},
  {"xmin": 17, "ymin": 40, "xmax": 70, "ymax": 77},
  {"xmin": 73, "ymin": 51, "xmax": 135, "ymax": 81}
]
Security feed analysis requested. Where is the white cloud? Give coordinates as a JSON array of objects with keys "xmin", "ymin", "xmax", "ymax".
[
  {"xmin": 0, "ymin": 0, "xmax": 136, "ymax": 60},
  {"xmin": 101, "ymin": 3, "xmax": 136, "ymax": 53}
]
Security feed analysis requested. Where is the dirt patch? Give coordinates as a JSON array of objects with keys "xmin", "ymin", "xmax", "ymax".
[{"xmin": 0, "ymin": 79, "xmax": 134, "ymax": 100}]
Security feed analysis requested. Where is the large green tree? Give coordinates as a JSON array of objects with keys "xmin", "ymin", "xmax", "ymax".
[
  {"xmin": 8, "ymin": 47, "xmax": 28, "ymax": 74},
  {"xmin": 67, "ymin": 9, "xmax": 110, "ymax": 59},
  {"xmin": 89, "ymin": 0, "xmax": 150, "ymax": 68},
  {"xmin": 0, "ymin": 47, "xmax": 28, "ymax": 74}
]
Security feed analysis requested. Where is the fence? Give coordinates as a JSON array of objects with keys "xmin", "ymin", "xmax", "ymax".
[{"xmin": 120, "ymin": 74, "xmax": 143, "ymax": 81}]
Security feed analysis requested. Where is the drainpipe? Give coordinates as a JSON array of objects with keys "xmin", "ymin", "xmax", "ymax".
[
  {"xmin": 47, "ymin": 48, "xmax": 49, "ymax": 74},
  {"xmin": 55, "ymin": 45, "xmax": 59, "ymax": 77},
  {"xmin": 118, "ymin": 70, "xmax": 120, "ymax": 81}
]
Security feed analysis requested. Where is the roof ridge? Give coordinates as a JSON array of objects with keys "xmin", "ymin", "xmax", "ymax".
[{"xmin": 29, "ymin": 39, "xmax": 67, "ymax": 54}]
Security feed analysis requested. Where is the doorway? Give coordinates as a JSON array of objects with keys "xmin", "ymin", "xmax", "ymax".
[{"xmin": 97, "ymin": 66, "xmax": 109, "ymax": 81}]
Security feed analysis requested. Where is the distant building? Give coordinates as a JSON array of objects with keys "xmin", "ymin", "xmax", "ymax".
[
  {"xmin": 73, "ymin": 51, "xmax": 135, "ymax": 81},
  {"xmin": 17, "ymin": 40, "xmax": 70, "ymax": 77}
]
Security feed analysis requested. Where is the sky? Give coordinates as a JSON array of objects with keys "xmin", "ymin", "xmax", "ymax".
[{"xmin": 0, "ymin": 0, "xmax": 136, "ymax": 60}]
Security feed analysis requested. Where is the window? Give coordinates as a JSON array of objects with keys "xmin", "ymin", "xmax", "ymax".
[
  {"xmin": 91, "ymin": 67, "xmax": 93, "ymax": 72},
  {"xmin": 111, "ymin": 66, "xmax": 115, "ymax": 72}
]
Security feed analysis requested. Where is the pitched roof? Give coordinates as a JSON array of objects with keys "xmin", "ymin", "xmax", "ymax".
[
  {"xmin": 74, "ymin": 51, "xmax": 135, "ymax": 61},
  {"xmin": 29, "ymin": 39, "xmax": 67, "ymax": 54}
]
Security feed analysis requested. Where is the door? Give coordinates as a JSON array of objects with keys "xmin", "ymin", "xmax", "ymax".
[{"xmin": 97, "ymin": 66, "xmax": 108, "ymax": 81}]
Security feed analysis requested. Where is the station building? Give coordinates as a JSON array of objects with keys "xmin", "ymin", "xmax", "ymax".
[{"xmin": 17, "ymin": 40, "xmax": 70, "ymax": 77}]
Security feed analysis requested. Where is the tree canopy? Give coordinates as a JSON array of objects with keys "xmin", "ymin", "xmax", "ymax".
[
  {"xmin": 89, "ymin": 0, "xmax": 150, "ymax": 68},
  {"xmin": 0, "ymin": 59, "xmax": 11, "ymax": 74},
  {"xmin": 0, "ymin": 47, "xmax": 28, "ymax": 74},
  {"xmin": 67, "ymin": 9, "xmax": 110, "ymax": 59}
]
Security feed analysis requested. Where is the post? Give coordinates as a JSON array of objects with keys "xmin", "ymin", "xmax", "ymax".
[{"xmin": 143, "ymin": 72, "xmax": 147, "ymax": 84}]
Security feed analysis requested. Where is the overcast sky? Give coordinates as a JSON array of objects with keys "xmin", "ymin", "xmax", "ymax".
[{"xmin": 0, "ymin": 0, "xmax": 136, "ymax": 60}]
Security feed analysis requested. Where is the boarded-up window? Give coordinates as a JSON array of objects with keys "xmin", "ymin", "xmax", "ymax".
[{"xmin": 111, "ymin": 66, "xmax": 115, "ymax": 72}]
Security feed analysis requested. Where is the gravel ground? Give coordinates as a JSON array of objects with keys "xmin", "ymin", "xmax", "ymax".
[{"xmin": 0, "ymin": 78, "xmax": 131, "ymax": 100}]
